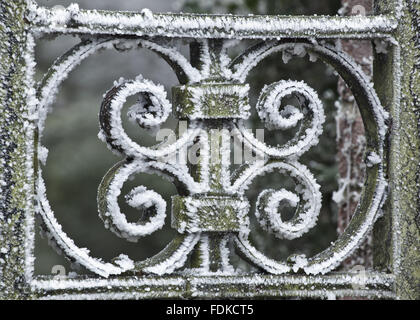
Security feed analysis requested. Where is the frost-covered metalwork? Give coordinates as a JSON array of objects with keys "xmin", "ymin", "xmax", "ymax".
[{"xmin": 0, "ymin": 0, "xmax": 419, "ymax": 300}]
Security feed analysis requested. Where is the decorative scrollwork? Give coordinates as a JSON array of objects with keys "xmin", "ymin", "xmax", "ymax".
[
  {"xmin": 35, "ymin": 37, "xmax": 205, "ymax": 277},
  {"xmin": 99, "ymin": 76, "xmax": 172, "ymax": 158},
  {"xmin": 35, "ymin": 36, "xmax": 388, "ymax": 278},
  {"xmin": 98, "ymin": 161, "xmax": 167, "ymax": 242},
  {"xmin": 232, "ymin": 160, "xmax": 322, "ymax": 273},
  {"xmin": 255, "ymin": 174, "xmax": 320, "ymax": 241},
  {"xmin": 251, "ymin": 79, "xmax": 325, "ymax": 158}
]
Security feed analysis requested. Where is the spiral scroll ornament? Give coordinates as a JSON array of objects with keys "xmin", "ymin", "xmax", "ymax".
[{"xmin": 35, "ymin": 37, "xmax": 387, "ymax": 277}]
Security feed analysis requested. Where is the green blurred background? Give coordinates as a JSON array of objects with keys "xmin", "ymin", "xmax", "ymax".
[{"xmin": 35, "ymin": 0, "xmax": 341, "ymax": 276}]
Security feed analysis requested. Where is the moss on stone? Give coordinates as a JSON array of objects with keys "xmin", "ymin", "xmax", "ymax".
[{"xmin": 0, "ymin": 0, "xmax": 35, "ymax": 300}]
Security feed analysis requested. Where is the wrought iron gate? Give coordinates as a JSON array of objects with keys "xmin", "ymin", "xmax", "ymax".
[{"xmin": 0, "ymin": 0, "xmax": 419, "ymax": 299}]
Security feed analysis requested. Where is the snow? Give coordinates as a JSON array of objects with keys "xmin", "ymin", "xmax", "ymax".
[
  {"xmin": 114, "ymin": 76, "xmax": 171, "ymax": 130},
  {"xmin": 232, "ymin": 160, "xmax": 322, "ymax": 273},
  {"xmin": 197, "ymin": 234, "xmax": 210, "ymax": 272},
  {"xmin": 22, "ymin": 33, "xmax": 38, "ymax": 283},
  {"xmin": 143, "ymin": 234, "xmax": 200, "ymax": 275},
  {"xmin": 140, "ymin": 8, "xmax": 153, "ymax": 20},
  {"xmin": 36, "ymin": 172, "xmax": 133, "ymax": 277},
  {"xmin": 26, "ymin": 29, "xmax": 209, "ymax": 278},
  {"xmin": 138, "ymin": 39, "xmax": 201, "ymax": 82},
  {"xmin": 37, "ymin": 145, "xmax": 49, "ymax": 166},
  {"xmin": 374, "ymin": 39, "xmax": 390, "ymax": 54},
  {"xmin": 228, "ymin": 40, "xmax": 388, "ymax": 276},
  {"xmin": 31, "ymin": 271, "xmax": 394, "ymax": 299},
  {"xmin": 99, "ymin": 162, "xmax": 168, "ymax": 241},
  {"xmin": 256, "ymin": 80, "xmax": 322, "ymax": 134},
  {"xmin": 113, "ymin": 254, "xmax": 135, "ymax": 270},
  {"xmin": 36, "ymin": 38, "xmax": 128, "ymax": 135},
  {"xmin": 9, "ymin": 3, "xmax": 390, "ymax": 296},
  {"xmin": 27, "ymin": 2, "xmax": 397, "ymax": 40},
  {"xmin": 240, "ymin": 79, "xmax": 325, "ymax": 159},
  {"xmin": 289, "ymin": 254, "xmax": 309, "ymax": 272},
  {"xmin": 366, "ymin": 152, "xmax": 381, "ymax": 167},
  {"xmin": 256, "ymin": 189, "xmax": 300, "ymax": 239}
]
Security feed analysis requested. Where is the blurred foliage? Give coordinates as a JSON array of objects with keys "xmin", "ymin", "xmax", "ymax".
[
  {"xmin": 34, "ymin": 0, "xmax": 341, "ymax": 276},
  {"xmin": 178, "ymin": 0, "xmax": 340, "ymax": 15}
]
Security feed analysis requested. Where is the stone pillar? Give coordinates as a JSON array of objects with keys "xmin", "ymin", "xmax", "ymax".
[
  {"xmin": 0, "ymin": 0, "xmax": 34, "ymax": 299},
  {"xmin": 374, "ymin": 0, "xmax": 420, "ymax": 300}
]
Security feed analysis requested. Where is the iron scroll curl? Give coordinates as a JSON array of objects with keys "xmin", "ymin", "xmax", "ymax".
[{"xmin": 35, "ymin": 37, "xmax": 388, "ymax": 277}]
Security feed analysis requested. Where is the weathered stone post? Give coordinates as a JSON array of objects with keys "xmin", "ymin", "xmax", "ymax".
[
  {"xmin": 374, "ymin": 0, "xmax": 420, "ymax": 300},
  {"xmin": 0, "ymin": 0, "xmax": 35, "ymax": 299}
]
